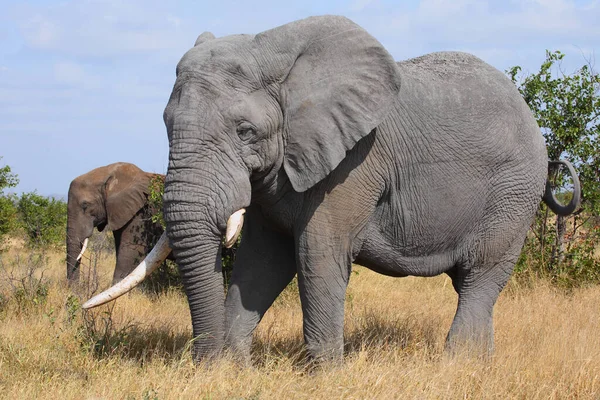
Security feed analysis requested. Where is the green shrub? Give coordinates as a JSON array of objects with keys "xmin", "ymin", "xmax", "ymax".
[
  {"xmin": 0, "ymin": 195, "xmax": 18, "ymax": 239},
  {"xmin": 0, "ymin": 158, "xmax": 18, "ymax": 191},
  {"xmin": 148, "ymin": 175, "xmax": 165, "ymax": 228},
  {"xmin": 509, "ymin": 51, "xmax": 600, "ymax": 287},
  {"xmin": 17, "ymin": 192, "xmax": 67, "ymax": 249},
  {"xmin": 0, "ymin": 158, "xmax": 19, "ymax": 249}
]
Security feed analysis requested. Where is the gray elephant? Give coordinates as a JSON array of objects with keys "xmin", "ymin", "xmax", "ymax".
[
  {"xmin": 83, "ymin": 16, "xmax": 580, "ymax": 363},
  {"xmin": 66, "ymin": 162, "xmax": 169, "ymax": 284}
]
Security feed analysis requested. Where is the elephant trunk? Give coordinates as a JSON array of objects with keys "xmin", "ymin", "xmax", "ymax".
[
  {"xmin": 163, "ymin": 135, "xmax": 251, "ymax": 360},
  {"xmin": 166, "ymin": 213, "xmax": 225, "ymax": 360},
  {"xmin": 66, "ymin": 214, "xmax": 86, "ymax": 283}
]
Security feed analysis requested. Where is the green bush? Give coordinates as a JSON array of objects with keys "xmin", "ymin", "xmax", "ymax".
[
  {"xmin": 509, "ymin": 51, "xmax": 600, "ymax": 287},
  {"xmin": 0, "ymin": 195, "xmax": 18, "ymax": 239},
  {"xmin": 17, "ymin": 192, "xmax": 67, "ymax": 249},
  {"xmin": 0, "ymin": 158, "xmax": 18, "ymax": 191},
  {"xmin": 148, "ymin": 175, "xmax": 165, "ymax": 228},
  {"xmin": 0, "ymin": 158, "xmax": 19, "ymax": 248}
]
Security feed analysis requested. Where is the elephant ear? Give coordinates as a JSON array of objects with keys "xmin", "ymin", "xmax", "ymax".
[
  {"xmin": 256, "ymin": 16, "xmax": 401, "ymax": 192},
  {"xmin": 104, "ymin": 163, "xmax": 152, "ymax": 231}
]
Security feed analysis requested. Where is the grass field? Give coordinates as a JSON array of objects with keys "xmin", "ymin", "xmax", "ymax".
[{"xmin": 1, "ymin": 241, "xmax": 599, "ymax": 399}]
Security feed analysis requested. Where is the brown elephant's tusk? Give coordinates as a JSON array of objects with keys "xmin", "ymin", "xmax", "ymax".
[
  {"xmin": 76, "ymin": 238, "xmax": 89, "ymax": 261},
  {"xmin": 82, "ymin": 232, "xmax": 171, "ymax": 309},
  {"xmin": 224, "ymin": 209, "xmax": 245, "ymax": 248}
]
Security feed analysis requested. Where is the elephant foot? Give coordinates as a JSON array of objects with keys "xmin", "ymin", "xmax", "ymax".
[
  {"xmin": 444, "ymin": 329, "xmax": 494, "ymax": 359},
  {"xmin": 305, "ymin": 339, "xmax": 344, "ymax": 365},
  {"xmin": 223, "ymin": 339, "xmax": 253, "ymax": 367},
  {"xmin": 190, "ymin": 336, "xmax": 226, "ymax": 365}
]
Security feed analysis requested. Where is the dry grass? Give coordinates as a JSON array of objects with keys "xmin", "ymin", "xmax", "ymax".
[{"xmin": 1, "ymin": 243, "xmax": 599, "ymax": 399}]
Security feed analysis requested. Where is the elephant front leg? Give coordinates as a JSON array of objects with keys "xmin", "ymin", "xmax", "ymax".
[
  {"xmin": 296, "ymin": 225, "xmax": 353, "ymax": 363},
  {"xmin": 224, "ymin": 208, "xmax": 296, "ymax": 363}
]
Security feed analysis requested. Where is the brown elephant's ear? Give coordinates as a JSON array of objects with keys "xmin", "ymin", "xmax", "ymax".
[
  {"xmin": 104, "ymin": 164, "xmax": 152, "ymax": 231},
  {"xmin": 254, "ymin": 16, "xmax": 401, "ymax": 192}
]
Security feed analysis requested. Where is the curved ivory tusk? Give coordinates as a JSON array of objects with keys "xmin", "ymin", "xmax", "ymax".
[
  {"xmin": 82, "ymin": 232, "xmax": 171, "ymax": 309},
  {"xmin": 224, "ymin": 208, "xmax": 245, "ymax": 248},
  {"xmin": 76, "ymin": 238, "xmax": 89, "ymax": 261}
]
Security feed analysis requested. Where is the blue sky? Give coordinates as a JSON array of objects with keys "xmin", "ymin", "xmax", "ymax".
[{"xmin": 1, "ymin": 0, "xmax": 599, "ymax": 196}]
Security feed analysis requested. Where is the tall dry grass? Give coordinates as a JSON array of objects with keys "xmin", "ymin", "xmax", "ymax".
[{"xmin": 1, "ymin": 242, "xmax": 599, "ymax": 399}]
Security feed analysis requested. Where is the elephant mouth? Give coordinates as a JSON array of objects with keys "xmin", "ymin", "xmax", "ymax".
[{"xmin": 81, "ymin": 208, "xmax": 246, "ymax": 309}]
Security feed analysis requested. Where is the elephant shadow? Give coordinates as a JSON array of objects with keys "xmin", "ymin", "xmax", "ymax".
[
  {"xmin": 83, "ymin": 311, "xmax": 442, "ymax": 366},
  {"xmin": 250, "ymin": 310, "xmax": 443, "ymax": 367},
  {"xmin": 342, "ymin": 311, "xmax": 443, "ymax": 356}
]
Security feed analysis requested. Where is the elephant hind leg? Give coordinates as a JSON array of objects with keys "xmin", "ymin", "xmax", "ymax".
[{"xmin": 445, "ymin": 238, "xmax": 524, "ymax": 356}]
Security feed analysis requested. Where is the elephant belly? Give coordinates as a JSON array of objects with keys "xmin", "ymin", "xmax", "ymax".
[
  {"xmin": 354, "ymin": 165, "xmax": 486, "ymax": 278},
  {"xmin": 355, "ymin": 237, "xmax": 458, "ymax": 277}
]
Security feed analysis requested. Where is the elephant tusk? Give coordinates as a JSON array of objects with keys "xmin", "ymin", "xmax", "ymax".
[
  {"xmin": 224, "ymin": 208, "xmax": 245, "ymax": 248},
  {"xmin": 82, "ymin": 232, "xmax": 171, "ymax": 309},
  {"xmin": 76, "ymin": 238, "xmax": 89, "ymax": 261}
]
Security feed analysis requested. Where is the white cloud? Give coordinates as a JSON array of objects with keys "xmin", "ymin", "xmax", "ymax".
[
  {"xmin": 22, "ymin": 14, "xmax": 61, "ymax": 47},
  {"xmin": 12, "ymin": 0, "xmax": 190, "ymax": 59},
  {"xmin": 50, "ymin": 61, "xmax": 112, "ymax": 91},
  {"xmin": 54, "ymin": 62, "xmax": 86, "ymax": 84},
  {"xmin": 354, "ymin": 0, "xmax": 599, "ymax": 71},
  {"xmin": 112, "ymin": 80, "xmax": 169, "ymax": 100},
  {"xmin": 167, "ymin": 15, "xmax": 182, "ymax": 29}
]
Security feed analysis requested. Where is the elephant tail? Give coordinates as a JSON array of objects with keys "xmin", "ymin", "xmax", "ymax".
[{"xmin": 542, "ymin": 160, "xmax": 581, "ymax": 216}]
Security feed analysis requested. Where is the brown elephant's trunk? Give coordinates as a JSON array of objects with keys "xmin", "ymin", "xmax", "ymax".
[
  {"xmin": 66, "ymin": 223, "xmax": 84, "ymax": 283},
  {"xmin": 66, "ymin": 197, "xmax": 94, "ymax": 284}
]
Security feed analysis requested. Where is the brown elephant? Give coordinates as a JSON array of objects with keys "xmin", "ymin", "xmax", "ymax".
[{"xmin": 66, "ymin": 162, "xmax": 169, "ymax": 284}]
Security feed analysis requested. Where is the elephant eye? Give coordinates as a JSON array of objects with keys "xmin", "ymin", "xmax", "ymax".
[
  {"xmin": 237, "ymin": 123, "xmax": 256, "ymax": 141},
  {"xmin": 81, "ymin": 201, "xmax": 89, "ymax": 211}
]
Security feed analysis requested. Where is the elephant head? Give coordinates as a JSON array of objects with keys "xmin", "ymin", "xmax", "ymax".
[
  {"xmin": 66, "ymin": 162, "xmax": 156, "ymax": 284},
  {"xmin": 157, "ymin": 15, "xmax": 400, "ymax": 359}
]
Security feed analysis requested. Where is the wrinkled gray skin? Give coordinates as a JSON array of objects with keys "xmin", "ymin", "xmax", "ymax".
[
  {"xmin": 66, "ymin": 163, "xmax": 169, "ymax": 284},
  {"xmin": 161, "ymin": 16, "xmax": 580, "ymax": 362}
]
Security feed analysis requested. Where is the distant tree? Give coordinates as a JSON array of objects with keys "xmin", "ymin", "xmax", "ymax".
[
  {"xmin": 17, "ymin": 192, "xmax": 67, "ymax": 249},
  {"xmin": 0, "ymin": 157, "xmax": 18, "ymax": 191},
  {"xmin": 0, "ymin": 157, "xmax": 19, "ymax": 246},
  {"xmin": 509, "ymin": 51, "xmax": 600, "ymax": 285}
]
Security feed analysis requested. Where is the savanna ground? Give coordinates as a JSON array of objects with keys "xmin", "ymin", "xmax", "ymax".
[{"xmin": 1, "ymin": 238, "xmax": 600, "ymax": 400}]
